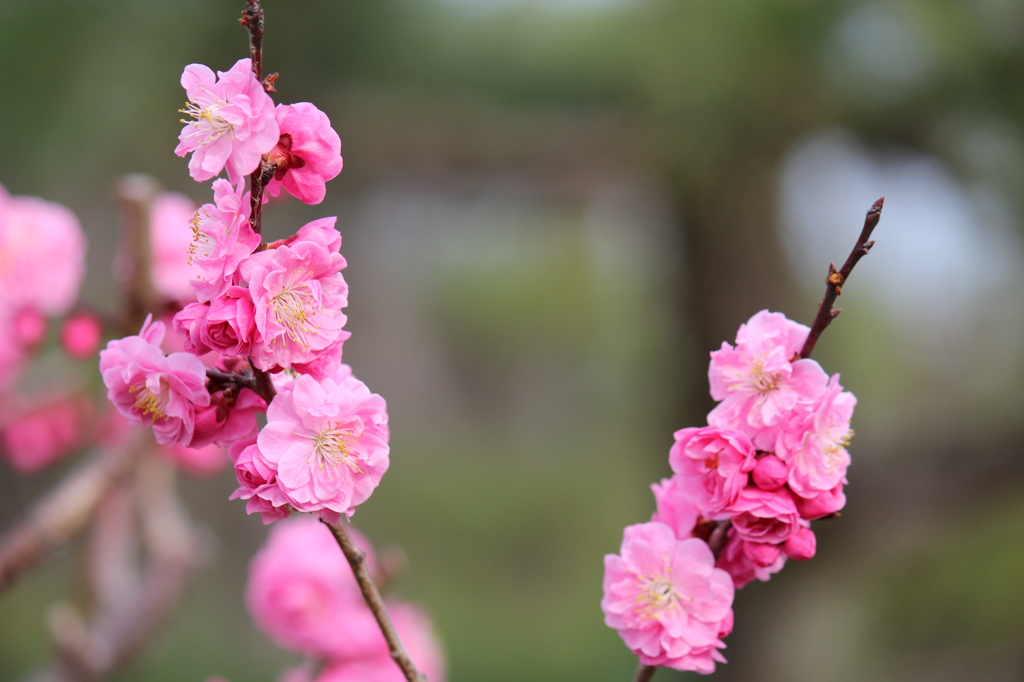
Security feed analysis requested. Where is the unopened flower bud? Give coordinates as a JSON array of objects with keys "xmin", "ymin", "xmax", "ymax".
[
  {"xmin": 743, "ymin": 541, "xmax": 783, "ymax": 567},
  {"xmin": 61, "ymin": 313, "xmax": 102, "ymax": 359},
  {"xmin": 783, "ymin": 527, "xmax": 817, "ymax": 561},
  {"xmin": 795, "ymin": 484, "xmax": 846, "ymax": 520},
  {"xmin": 752, "ymin": 454, "xmax": 788, "ymax": 491},
  {"xmin": 14, "ymin": 308, "xmax": 47, "ymax": 349}
]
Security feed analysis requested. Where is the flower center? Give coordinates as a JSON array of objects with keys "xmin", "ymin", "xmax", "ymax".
[
  {"xmin": 749, "ymin": 358, "xmax": 781, "ymax": 394},
  {"xmin": 129, "ymin": 378, "xmax": 169, "ymax": 421},
  {"xmin": 188, "ymin": 209, "xmax": 217, "ymax": 265},
  {"xmin": 312, "ymin": 424, "xmax": 362, "ymax": 473},
  {"xmin": 637, "ymin": 571, "xmax": 681, "ymax": 619},
  {"xmin": 273, "ymin": 283, "xmax": 319, "ymax": 347},
  {"xmin": 179, "ymin": 99, "xmax": 233, "ymax": 144}
]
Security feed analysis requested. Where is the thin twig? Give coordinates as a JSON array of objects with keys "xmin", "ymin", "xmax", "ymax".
[
  {"xmin": 247, "ymin": 358, "xmax": 278, "ymax": 403},
  {"xmin": 0, "ymin": 435, "xmax": 147, "ymax": 593},
  {"xmin": 323, "ymin": 520, "xmax": 427, "ymax": 682},
  {"xmin": 799, "ymin": 197, "xmax": 884, "ymax": 359},
  {"xmin": 240, "ymin": 0, "xmax": 264, "ymax": 83},
  {"xmin": 633, "ymin": 662, "xmax": 657, "ymax": 682},
  {"xmin": 115, "ymin": 174, "xmax": 160, "ymax": 333}
]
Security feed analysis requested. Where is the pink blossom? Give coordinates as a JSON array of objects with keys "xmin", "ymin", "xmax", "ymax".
[
  {"xmin": 0, "ymin": 193, "xmax": 86, "ymax": 316},
  {"xmin": 188, "ymin": 179, "xmax": 259, "ymax": 303},
  {"xmin": 727, "ymin": 487, "xmax": 801, "ymax": 545},
  {"xmin": 61, "ymin": 313, "xmax": 103, "ymax": 360},
  {"xmin": 602, "ymin": 521, "xmax": 734, "ymax": 674},
  {"xmin": 242, "ymin": 218, "xmax": 349, "ymax": 372},
  {"xmin": 794, "ymin": 483, "xmax": 846, "ymax": 520},
  {"xmin": 160, "ymin": 442, "xmax": 228, "ymax": 476},
  {"xmin": 99, "ymin": 316, "xmax": 210, "ymax": 446},
  {"xmin": 2, "ymin": 395, "xmax": 91, "ymax": 473},
  {"xmin": 715, "ymin": 527, "xmax": 786, "ymax": 590},
  {"xmin": 246, "ymin": 517, "xmax": 380, "ymax": 658},
  {"xmin": 256, "ymin": 366, "xmax": 388, "ymax": 521},
  {"xmin": 776, "ymin": 375, "xmax": 856, "ymax": 499},
  {"xmin": 315, "ymin": 602, "xmax": 446, "ymax": 682},
  {"xmin": 13, "ymin": 308, "xmax": 47, "ymax": 350},
  {"xmin": 291, "ymin": 332, "xmax": 349, "ymax": 380},
  {"xmin": 783, "ymin": 527, "xmax": 816, "ymax": 561},
  {"xmin": 171, "ymin": 301, "xmax": 212, "ymax": 356},
  {"xmin": 175, "ymin": 59, "xmax": 279, "ymax": 183},
  {"xmin": 265, "ymin": 103, "xmax": 344, "ymax": 205},
  {"xmin": 150, "ymin": 191, "xmax": 199, "ymax": 302},
  {"xmin": 707, "ymin": 310, "xmax": 828, "ymax": 449},
  {"xmin": 742, "ymin": 542, "xmax": 783, "ymax": 568},
  {"xmin": 751, "ymin": 454, "xmax": 788, "ymax": 491},
  {"xmin": 190, "ymin": 386, "xmax": 265, "ymax": 449},
  {"xmin": 668, "ymin": 426, "xmax": 755, "ymax": 520},
  {"xmin": 650, "ymin": 476, "xmax": 699, "ymax": 540}
]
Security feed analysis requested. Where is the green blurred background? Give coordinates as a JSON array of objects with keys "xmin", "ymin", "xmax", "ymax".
[{"xmin": 3, "ymin": 0, "xmax": 1024, "ymax": 680}]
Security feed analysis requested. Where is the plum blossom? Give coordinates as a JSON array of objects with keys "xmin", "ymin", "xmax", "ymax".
[
  {"xmin": 61, "ymin": 313, "xmax": 103, "ymax": 360},
  {"xmin": 707, "ymin": 310, "xmax": 828, "ymax": 449},
  {"xmin": 243, "ymin": 218, "xmax": 349, "ymax": 373},
  {"xmin": 794, "ymin": 483, "xmax": 846, "ymax": 520},
  {"xmin": 99, "ymin": 316, "xmax": 210, "ymax": 446},
  {"xmin": 715, "ymin": 526, "xmax": 786, "ymax": 590},
  {"xmin": 727, "ymin": 487, "xmax": 801, "ymax": 545},
  {"xmin": 175, "ymin": 58, "xmax": 279, "ymax": 183},
  {"xmin": 315, "ymin": 602, "xmax": 446, "ymax": 682},
  {"xmin": 265, "ymin": 103, "xmax": 344, "ymax": 205},
  {"xmin": 783, "ymin": 527, "xmax": 816, "ymax": 561},
  {"xmin": 256, "ymin": 366, "xmax": 388, "ymax": 522},
  {"xmin": 776, "ymin": 375, "xmax": 856, "ymax": 499},
  {"xmin": 602, "ymin": 522, "xmax": 734, "ymax": 674},
  {"xmin": 650, "ymin": 476, "xmax": 700, "ymax": 540},
  {"xmin": 0, "ymin": 191, "xmax": 86, "ymax": 316},
  {"xmin": 669, "ymin": 426, "xmax": 755, "ymax": 520},
  {"xmin": 187, "ymin": 179, "xmax": 259, "ymax": 303},
  {"xmin": 190, "ymin": 385, "xmax": 265, "ymax": 449},
  {"xmin": 246, "ymin": 516, "xmax": 380, "ymax": 659},
  {"xmin": 2, "ymin": 395, "xmax": 91, "ymax": 473},
  {"xmin": 150, "ymin": 191, "xmax": 199, "ymax": 302}
]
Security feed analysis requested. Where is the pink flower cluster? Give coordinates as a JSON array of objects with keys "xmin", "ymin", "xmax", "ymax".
[
  {"xmin": 247, "ymin": 518, "xmax": 445, "ymax": 682},
  {"xmin": 602, "ymin": 310, "xmax": 856, "ymax": 674},
  {"xmin": 101, "ymin": 57, "xmax": 383, "ymax": 524}
]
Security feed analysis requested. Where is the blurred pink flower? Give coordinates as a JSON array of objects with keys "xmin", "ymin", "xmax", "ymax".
[
  {"xmin": 2, "ymin": 395, "xmax": 91, "ymax": 473},
  {"xmin": 188, "ymin": 179, "xmax": 259, "ymax": 303},
  {"xmin": 707, "ymin": 310, "xmax": 827, "ymax": 449},
  {"xmin": 61, "ymin": 312, "xmax": 103, "ymax": 360},
  {"xmin": 243, "ymin": 218, "xmax": 348, "ymax": 372},
  {"xmin": 175, "ymin": 59, "xmax": 279, "ymax": 183},
  {"xmin": 265, "ymin": 103, "xmax": 343, "ymax": 205},
  {"xmin": 794, "ymin": 483, "xmax": 846, "ymax": 520},
  {"xmin": 13, "ymin": 308, "xmax": 47, "ymax": 350},
  {"xmin": 750, "ymin": 454, "xmax": 788, "ymax": 491},
  {"xmin": 783, "ymin": 527, "xmax": 816, "ymax": 561},
  {"xmin": 603, "ymin": 522, "xmax": 734, "ymax": 674},
  {"xmin": 0, "ymin": 192, "xmax": 86, "ymax": 316},
  {"xmin": 160, "ymin": 442, "xmax": 228, "ymax": 476},
  {"xmin": 99, "ymin": 316, "xmax": 210, "ymax": 446},
  {"xmin": 150, "ymin": 191, "xmax": 199, "ymax": 302},
  {"xmin": 246, "ymin": 517, "xmax": 379, "ymax": 658},
  {"xmin": 256, "ymin": 366, "xmax": 388, "ymax": 521},
  {"xmin": 316, "ymin": 602, "xmax": 446, "ymax": 682},
  {"xmin": 715, "ymin": 526, "xmax": 786, "ymax": 590},
  {"xmin": 669, "ymin": 426, "xmax": 755, "ymax": 520}
]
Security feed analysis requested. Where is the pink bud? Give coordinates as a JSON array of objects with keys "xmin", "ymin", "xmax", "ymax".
[
  {"xmin": 783, "ymin": 527, "xmax": 817, "ymax": 561},
  {"xmin": 742, "ymin": 541, "xmax": 783, "ymax": 567},
  {"xmin": 61, "ymin": 313, "xmax": 103, "ymax": 359},
  {"xmin": 14, "ymin": 308, "xmax": 47, "ymax": 349},
  {"xmin": 752, "ymin": 454, "xmax": 788, "ymax": 491},
  {"xmin": 795, "ymin": 484, "xmax": 846, "ymax": 520}
]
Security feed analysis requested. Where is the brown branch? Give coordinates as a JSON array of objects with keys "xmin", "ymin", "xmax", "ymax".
[
  {"xmin": 633, "ymin": 662, "xmax": 657, "ymax": 682},
  {"xmin": 114, "ymin": 174, "xmax": 160, "ymax": 333},
  {"xmin": 240, "ymin": 0, "xmax": 265, "ymax": 83},
  {"xmin": 0, "ymin": 435, "xmax": 147, "ymax": 594},
  {"xmin": 323, "ymin": 520, "xmax": 427, "ymax": 682},
  {"xmin": 799, "ymin": 197, "xmax": 884, "ymax": 359},
  {"xmin": 247, "ymin": 358, "xmax": 278, "ymax": 403},
  {"xmin": 23, "ymin": 456, "xmax": 208, "ymax": 682}
]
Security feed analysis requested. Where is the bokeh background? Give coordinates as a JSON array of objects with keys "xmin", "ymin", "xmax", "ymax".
[{"xmin": 2, "ymin": 0, "xmax": 1024, "ymax": 680}]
